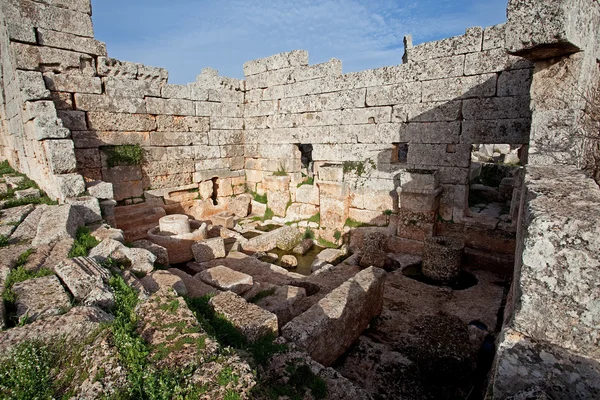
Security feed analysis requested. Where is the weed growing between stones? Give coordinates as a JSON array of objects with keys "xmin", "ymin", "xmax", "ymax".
[
  {"xmin": 303, "ymin": 228, "xmax": 315, "ymax": 240},
  {"xmin": 0, "ymin": 340, "xmax": 55, "ymax": 399},
  {"xmin": 3, "ymin": 259, "xmax": 52, "ymax": 304},
  {"xmin": 344, "ymin": 218, "xmax": 372, "ymax": 228},
  {"xmin": 317, "ymin": 237, "xmax": 339, "ymax": 249},
  {"xmin": 103, "ymin": 144, "xmax": 145, "ymax": 168},
  {"xmin": 273, "ymin": 164, "xmax": 288, "ymax": 176},
  {"xmin": 108, "ymin": 274, "xmax": 206, "ymax": 399},
  {"xmin": 249, "ymin": 288, "xmax": 277, "ymax": 304},
  {"xmin": 297, "ymin": 176, "xmax": 314, "ymax": 187},
  {"xmin": 307, "ymin": 212, "xmax": 320, "ymax": 224},
  {"xmin": 0, "ymin": 161, "xmax": 57, "ymax": 208},
  {"xmin": 68, "ymin": 227, "xmax": 100, "ymax": 257},
  {"xmin": 0, "ymin": 235, "xmax": 8, "ymax": 247},
  {"xmin": 252, "ymin": 191, "xmax": 268, "ymax": 204}
]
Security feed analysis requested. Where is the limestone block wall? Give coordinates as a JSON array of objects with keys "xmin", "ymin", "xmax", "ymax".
[
  {"xmin": 0, "ymin": 0, "xmax": 89, "ymax": 201},
  {"xmin": 242, "ymin": 26, "xmax": 533, "ymax": 242}
]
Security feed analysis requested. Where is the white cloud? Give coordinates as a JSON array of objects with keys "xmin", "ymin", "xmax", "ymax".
[{"xmin": 92, "ymin": 0, "xmax": 508, "ymax": 84}]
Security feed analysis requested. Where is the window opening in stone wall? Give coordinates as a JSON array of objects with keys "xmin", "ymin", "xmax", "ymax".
[
  {"xmin": 211, "ymin": 177, "xmax": 219, "ymax": 206},
  {"xmin": 468, "ymin": 144, "xmax": 525, "ymax": 223},
  {"xmin": 391, "ymin": 143, "xmax": 409, "ymax": 163},
  {"xmin": 297, "ymin": 144, "xmax": 314, "ymax": 177}
]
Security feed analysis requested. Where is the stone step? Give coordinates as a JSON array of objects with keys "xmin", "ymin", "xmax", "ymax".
[{"xmin": 114, "ymin": 204, "xmax": 166, "ymax": 242}]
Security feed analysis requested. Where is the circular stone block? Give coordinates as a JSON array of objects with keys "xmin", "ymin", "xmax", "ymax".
[
  {"xmin": 422, "ymin": 236, "xmax": 464, "ymax": 282},
  {"xmin": 159, "ymin": 214, "xmax": 191, "ymax": 235}
]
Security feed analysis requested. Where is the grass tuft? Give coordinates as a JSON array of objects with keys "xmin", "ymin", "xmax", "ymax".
[
  {"xmin": 68, "ymin": 227, "xmax": 100, "ymax": 258},
  {"xmin": 103, "ymin": 145, "xmax": 144, "ymax": 168}
]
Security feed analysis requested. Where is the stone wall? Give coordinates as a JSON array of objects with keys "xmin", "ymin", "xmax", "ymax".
[
  {"xmin": 488, "ymin": 0, "xmax": 600, "ymax": 398},
  {"xmin": 0, "ymin": 0, "xmax": 88, "ymax": 201},
  {"xmin": 242, "ymin": 26, "xmax": 533, "ymax": 244}
]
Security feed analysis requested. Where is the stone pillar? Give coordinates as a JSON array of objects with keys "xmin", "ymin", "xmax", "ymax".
[
  {"xmin": 396, "ymin": 169, "xmax": 442, "ymax": 241},
  {"xmin": 421, "ymin": 236, "xmax": 464, "ymax": 282},
  {"xmin": 159, "ymin": 214, "xmax": 191, "ymax": 235},
  {"xmin": 264, "ymin": 175, "xmax": 291, "ymax": 217}
]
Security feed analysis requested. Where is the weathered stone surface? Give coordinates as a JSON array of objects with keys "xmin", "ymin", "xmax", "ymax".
[
  {"xmin": 229, "ymin": 194, "xmax": 251, "ymax": 217},
  {"xmin": 192, "ymin": 237, "xmax": 226, "ymax": 262},
  {"xmin": 89, "ymin": 238, "xmax": 156, "ymax": 274},
  {"xmin": 43, "ymin": 73, "xmax": 102, "ymax": 94},
  {"xmin": 14, "ymin": 188, "xmax": 40, "ymax": 199},
  {"xmin": 311, "ymin": 247, "xmax": 347, "ymax": 272},
  {"xmin": 8, "ymin": 205, "xmax": 46, "ymax": 242},
  {"xmin": 37, "ymin": 28, "xmax": 106, "ymax": 55},
  {"xmin": 198, "ymin": 265, "xmax": 253, "ymax": 295},
  {"xmin": 89, "ymin": 223, "xmax": 124, "ymax": 243},
  {"xmin": 209, "ymin": 291, "xmax": 278, "ymax": 342},
  {"xmin": 140, "ymin": 270, "xmax": 187, "ymax": 296},
  {"xmin": 210, "ymin": 212, "xmax": 235, "ymax": 229},
  {"xmin": 18, "ymin": 70, "xmax": 50, "ymax": 101},
  {"xmin": 275, "ymin": 226, "xmax": 303, "ymax": 251},
  {"xmin": 295, "ymin": 184, "xmax": 320, "ymax": 205},
  {"xmin": 280, "ymin": 255, "xmax": 298, "ymax": 269},
  {"xmin": 32, "ymin": 205, "xmax": 84, "ymax": 246},
  {"xmin": 282, "ymin": 267, "xmax": 386, "ymax": 366},
  {"xmin": 87, "ymin": 112, "xmax": 156, "ymax": 131},
  {"xmin": 0, "ymin": 204, "xmax": 34, "ymax": 237},
  {"xmin": 13, "ymin": 275, "xmax": 71, "ymax": 322},
  {"xmin": 54, "ymin": 257, "xmax": 114, "ymax": 308},
  {"xmin": 86, "ymin": 180, "xmax": 114, "ymax": 199},
  {"xmin": 168, "ymin": 268, "xmax": 219, "ymax": 298},
  {"xmin": 255, "ymin": 285, "xmax": 306, "ymax": 327},
  {"xmin": 0, "ymin": 306, "xmax": 113, "ymax": 353},
  {"xmin": 137, "ymin": 288, "xmax": 216, "ymax": 370},
  {"xmin": 65, "ymin": 196, "xmax": 102, "ymax": 224},
  {"xmin": 286, "ymin": 203, "xmax": 319, "ymax": 221},
  {"xmin": 293, "ymin": 239, "xmax": 314, "ymax": 255},
  {"xmin": 422, "ymin": 236, "xmax": 465, "ymax": 282},
  {"xmin": 133, "ymin": 239, "xmax": 169, "ymax": 265}
]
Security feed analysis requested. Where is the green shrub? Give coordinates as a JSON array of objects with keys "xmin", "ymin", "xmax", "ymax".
[
  {"xmin": 3, "ymin": 260, "xmax": 52, "ymax": 304},
  {"xmin": 383, "ymin": 209, "xmax": 393, "ymax": 216},
  {"xmin": 0, "ymin": 341, "xmax": 56, "ymax": 400},
  {"xmin": 2, "ymin": 196, "xmax": 57, "ymax": 209},
  {"xmin": 0, "ymin": 160, "xmax": 16, "ymax": 175},
  {"xmin": 103, "ymin": 145, "xmax": 144, "ymax": 168},
  {"xmin": 333, "ymin": 230, "xmax": 342, "ymax": 242},
  {"xmin": 303, "ymin": 228, "xmax": 315, "ymax": 240},
  {"xmin": 68, "ymin": 227, "xmax": 100, "ymax": 258},
  {"xmin": 0, "ymin": 235, "xmax": 9, "ymax": 247},
  {"xmin": 252, "ymin": 192, "xmax": 268, "ymax": 204},
  {"xmin": 297, "ymin": 176, "xmax": 314, "ymax": 187},
  {"xmin": 264, "ymin": 207, "xmax": 274, "ymax": 221},
  {"xmin": 307, "ymin": 213, "xmax": 320, "ymax": 224}
]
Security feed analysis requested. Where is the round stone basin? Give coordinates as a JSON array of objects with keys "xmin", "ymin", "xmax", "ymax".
[{"xmin": 147, "ymin": 215, "xmax": 207, "ymax": 264}]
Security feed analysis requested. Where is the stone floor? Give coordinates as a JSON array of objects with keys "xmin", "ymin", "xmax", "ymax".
[{"xmin": 334, "ymin": 265, "xmax": 507, "ymax": 400}]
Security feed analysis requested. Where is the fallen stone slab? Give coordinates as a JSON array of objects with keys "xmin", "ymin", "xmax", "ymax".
[
  {"xmin": 243, "ymin": 225, "xmax": 302, "ymax": 252},
  {"xmin": 293, "ymin": 238, "xmax": 314, "ymax": 255},
  {"xmin": 255, "ymin": 285, "xmax": 306, "ymax": 327},
  {"xmin": 229, "ymin": 194, "xmax": 252, "ymax": 218},
  {"xmin": 54, "ymin": 257, "xmax": 114, "ymax": 308},
  {"xmin": 12, "ymin": 274, "xmax": 72, "ymax": 322},
  {"xmin": 89, "ymin": 222, "xmax": 125, "ymax": 243},
  {"xmin": 168, "ymin": 268, "xmax": 219, "ymax": 298},
  {"xmin": 210, "ymin": 212, "xmax": 235, "ymax": 229},
  {"xmin": 209, "ymin": 291, "xmax": 278, "ymax": 342},
  {"xmin": 311, "ymin": 247, "xmax": 347, "ymax": 272},
  {"xmin": 14, "ymin": 188, "xmax": 40, "ymax": 199},
  {"xmin": 40, "ymin": 238, "xmax": 74, "ymax": 270},
  {"xmin": 197, "ymin": 265, "xmax": 253, "ymax": 295},
  {"xmin": 9, "ymin": 204, "xmax": 47, "ymax": 242},
  {"xmin": 65, "ymin": 196, "xmax": 102, "ymax": 224},
  {"xmin": 0, "ymin": 306, "xmax": 113, "ymax": 353},
  {"xmin": 282, "ymin": 266, "xmax": 386, "ymax": 366},
  {"xmin": 133, "ymin": 239, "xmax": 169, "ymax": 265},
  {"xmin": 140, "ymin": 270, "xmax": 187, "ymax": 296},
  {"xmin": 5, "ymin": 176, "xmax": 24, "ymax": 189},
  {"xmin": 32, "ymin": 204, "xmax": 84, "ymax": 246},
  {"xmin": 0, "ymin": 204, "xmax": 35, "ymax": 237},
  {"xmin": 192, "ymin": 237, "xmax": 226, "ymax": 262},
  {"xmin": 89, "ymin": 238, "xmax": 156, "ymax": 274},
  {"xmin": 137, "ymin": 288, "xmax": 218, "ymax": 369}
]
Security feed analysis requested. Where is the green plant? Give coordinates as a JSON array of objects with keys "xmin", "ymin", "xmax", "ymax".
[
  {"xmin": 264, "ymin": 207, "xmax": 274, "ymax": 221},
  {"xmin": 333, "ymin": 230, "xmax": 342, "ymax": 242},
  {"xmin": 307, "ymin": 212, "xmax": 320, "ymax": 224},
  {"xmin": 1, "ymin": 196, "xmax": 57, "ymax": 209},
  {"xmin": 297, "ymin": 176, "xmax": 314, "ymax": 187},
  {"xmin": 303, "ymin": 228, "xmax": 315, "ymax": 240},
  {"xmin": 317, "ymin": 237, "xmax": 338, "ymax": 249},
  {"xmin": 273, "ymin": 164, "xmax": 288, "ymax": 177},
  {"xmin": 344, "ymin": 218, "xmax": 370, "ymax": 228},
  {"xmin": 383, "ymin": 209, "xmax": 393, "ymax": 216},
  {"xmin": 68, "ymin": 227, "xmax": 100, "ymax": 258},
  {"xmin": 252, "ymin": 192, "xmax": 268, "ymax": 204},
  {"xmin": 103, "ymin": 145, "xmax": 145, "ymax": 168},
  {"xmin": 3, "ymin": 262, "xmax": 53, "ymax": 304},
  {"xmin": 0, "ymin": 160, "xmax": 16, "ymax": 175},
  {"xmin": 0, "ymin": 235, "xmax": 9, "ymax": 247},
  {"xmin": 0, "ymin": 341, "xmax": 56, "ymax": 399}
]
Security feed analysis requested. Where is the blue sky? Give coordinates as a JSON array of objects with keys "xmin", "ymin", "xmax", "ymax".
[{"xmin": 91, "ymin": 0, "xmax": 508, "ymax": 84}]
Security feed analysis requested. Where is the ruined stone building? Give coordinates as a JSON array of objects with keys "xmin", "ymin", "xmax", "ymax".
[{"xmin": 0, "ymin": 0, "xmax": 599, "ymax": 397}]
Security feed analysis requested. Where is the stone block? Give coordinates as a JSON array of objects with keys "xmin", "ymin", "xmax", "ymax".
[
  {"xmin": 267, "ymin": 191, "xmax": 290, "ymax": 218},
  {"xmin": 192, "ymin": 238, "xmax": 226, "ymax": 262},
  {"xmin": 112, "ymin": 181, "xmax": 143, "ymax": 201},
  {"xmin": 12, "ymin": 42, "xmax": 95, "ymax": 75},
  {"xmin": 74, "ymin": 93, "xmax": 147, "ymax": 113},
  {"xmin": 464, "ymin": 48, "xmax": 533, "ymax": 76},
  {"xmin": 286, "ymin": 203, "xmax": 319, "ymax": 221},
  {"xmin": 209, "ymin": 291, "xmax": 278, "ymax": 342},
  {"xmin": 295, "ymin": 184, "xmax": 320, "ymax": 205},
  {"xmin": 10, "ymin": 205, "xmax": 47, "ymax": 243},
  {"xmin": 18, "ymin": 70, "xmax": 51, "ymax": 101},
  {"xmin": 86, "ymin": 180, "xmax": 114, "ymax": 199},
  {"xmin": 406, "ymin": 27, "xmax": 483, "ymax": 62},
  {"xmin": 54, "ymin": 257, "xmax": 114, "ymax": 308},
  {"xmin": 198, "ymin": 265, "xmax": 253, "ymax": 295},
  {"xmin": 57, "ymin": 110, "xmax": 87, "ymax": 131},
  {"xmin": 103, "ymin": 76, "xmax": 161, "ymax": 98},
  {"xmin": 140, "ymin": 270, "xmax": 187, "ymax": 296},
  {"xmin": 462, "ymin": 96, "xmax": 531, "ymax": 120},
  {"xmin": 137, "ymin": 64, "xmax": 168, "ymax": 83},
  {"xmin": 65, "ymin": 196, "xmax": 102, "ymax": 224},
  {"xmin": 14, "ymin": 188, "xmax": 40, "ymax": 200},
  {"xmin": 162, "ymin": 84, "xmax": 191, "ymax": 99},
  {"xmin": 32, "ymin": 204, "xmax": 84, "ymax": 246},
  {"xmin": 37, "ymin": 28, "xmax": 106, "ymax": 56},
  {"xmin": 483, "ymin": 23, "xmax": 505, "ymax": 50},
  {"xmin": 168, "ymin": 268, "xmax": 219, "ymax": 298},
  {"xmin": 395, "ymin": 101, "xmax": 462, "ymax": 123},
  {"xmin": 462, "ymin": 119, "xmax": 531, "ymax": 144},
  {"xmin": 145, "ymin": 97, "xmax": 195, "ymax": 116},
  {"xmin": 497, "ymin": 69, "xmax": 533, "ymax": 97},
  {"xmin": 311, "ymin": 247, "xmax": 347, "ymax": 272},
  {"xmin": 230, "ymin": 194, "xmax": 251, "ymax": 217},
  {"xmin": 43, "ymin": 73, "xmax": 102, "ymax": 94},
  {"xmin": 13, "ymin": 275, "xmax": 71, "ymax": 322},
  {"xmin": 55, "ymin": 174, "xmax": 86, "ymax": 202},
  {"xmin": 7, "ymin": 22, "xmax": 36, "ymax": 43},
  {"xmin": 282, "ymin": 267, "xmax": 385, "ymax": 366},
  {"xmin": 365, "ymin": 82, "xmax": 422, "ymax": 106},
  {"xmin": 407, "ymin": 143, "xmax": 471, "ymax": 168},
  {"xmin": 89, "ymin": 238, "xmax": 156, "ymax": 275},
  {"xmin": 97, "ymin": 57, "xmax": 138, "ymax": 79},
  {"xmin": 50, "ymin": 92, "xmax": 73, "ymax": 110},
  {"xmin": 87, "ymin": 112, "xmax": 156, "ymax": 131},
  {"xmin": 421, "ymin": 74, "xmax": 497, "ymax": 102},
  {"xmin": 414, "ymin": 54, "xmax": 465, "ymax": 81}
]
